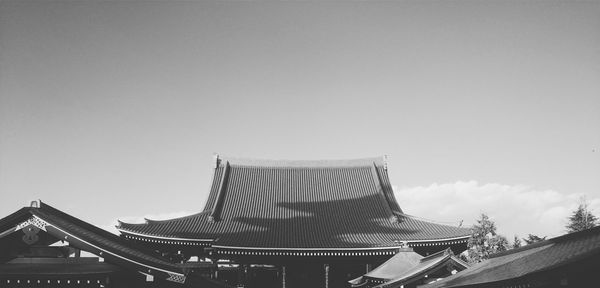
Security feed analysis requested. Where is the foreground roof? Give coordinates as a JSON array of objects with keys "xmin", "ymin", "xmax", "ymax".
[
  {"xmin": 0, "ymin": 201, "xmax": 226, "ymax": 287},
  {"xmin": 118, "ymin": 156, "xmax": 470, "ymax": 251},
  {"xmin": 423, "ymin": 226, "xmax": 600, "ymax": 288},
  {"xmin": 350, "ymin": 248, "xmax": 468, "ymax": 288}
]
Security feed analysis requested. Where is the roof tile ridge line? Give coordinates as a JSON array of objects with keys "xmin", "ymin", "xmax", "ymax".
[
  {"xmin": 218, "ymin": 155, "xmax": 385, "ymax": 167},
  {"xmin": 420, "ymin": 247, "xmax": 454, "ymax": 262},
  {"xmin": 370, "ymin": 162, "xmax": 400, "ymax": 223},
  {"xmin": 0, "ymin": 206, "xmax": 35, "ymax": 231},
  {"xmin": 203, "ymin": 153, "xmax": 223, "ymax": 213},
  {"xmin": 487, "ymin": 238, "xmax": 554, "ymax": 259},
  {"xmin": 29, "ymin": 214, "xmax": 185, "ymax": 278},
  {"xmin": 35, "ymin": 202, "xmax": 180, "ymax": 267},
  {"xmin": 452, "ymin": 253, "xmax": 471, "ymax": 268},
  {"xmin": 141, "ymin": 211, "xmax": 212, "ymax": 223},
  {"xmin": 407, "ymin": 235, "xmax": 471, "ymax": 243},
  {"xmin": 38, "ymin": 201, "xmax": 131, "ymax": 245},
  {"xmin": 397, "ymin": 212, "xmax": 466, "ymax": 228},
  {"xmin": 209, "ymin": 160, "xmax": 230, "ymax": 222},
  {"xmin": 385, "ymin": 252, "xmax": 456, "ymax": 287},
  {"xmin": 116, "ymin": 211, "xmax": 211, "ymax": 229},
  {"xmin": 420, "ymin": 247, "xmax": 453, "ymax": 262},
  {"xmin": 377, "ymin": 163, "xmax": 405, "ymax": 214}
]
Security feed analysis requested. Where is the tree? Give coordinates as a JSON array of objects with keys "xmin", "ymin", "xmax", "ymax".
[
  {"xmin": 523, "ymin": 234, "xmax": 546, "ymax": 245},
  {"xmin": 512, "ymin": 235, "xmax": 521, "ymax": 248},
  {"xmin": 566, "ymin": 198, "xmax": 597, "ymax": 233},
  {"xmin": 464, "ymin": 213, "xmax": 510, "ymax": 263}
]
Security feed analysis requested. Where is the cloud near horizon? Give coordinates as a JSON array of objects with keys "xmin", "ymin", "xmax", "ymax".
[{"xmin": 394, "ymin": 181, "xmax": 600, "ymax": 240}]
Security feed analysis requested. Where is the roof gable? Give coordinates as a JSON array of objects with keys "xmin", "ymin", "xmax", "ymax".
[{"xmin": 0, "ymin": 201, "xmax": 227, "ymax": 287}]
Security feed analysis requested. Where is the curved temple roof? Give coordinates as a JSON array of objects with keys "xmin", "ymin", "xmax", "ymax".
[
  {"xmin": 118, "ymin": 156, "xmax": 471, "ymax": 250},
  {"xmin": 0, "ymin": 201, "xmax": 226, "ymax": 287}
]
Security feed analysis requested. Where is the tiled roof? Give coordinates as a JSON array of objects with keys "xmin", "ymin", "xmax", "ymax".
[
  {"xmin": 0, "ymin": 201, "xmax": 227, "ymax": 287},
  {"xmin": 349, "ymin": 250, "xmax": 422, "ymax": 287},
  {"xmin": 118, "ymin": 156, "xmax": 470, "ymax": 249},
  {"xmin": 375, "ymin": 248, "xmax": 468, "ymax": 288},
  {"xmin": 423, "ymin": 226, "xmax": 600, "ymax": 288},
  {"xmin": 33, "ymin": 202, "xmax": 182, "ymax": 271},
  {"xmin": 362, "ymin": 250, "xmax": 423, "ymax": 280},
  {"xmin": 350, "ymin": 248, "xmax": 468, "ymax": 288}
]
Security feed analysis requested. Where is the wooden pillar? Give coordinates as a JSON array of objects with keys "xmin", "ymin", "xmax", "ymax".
[
  {"xmin": 210, "ymin": 258, "xmax": 219, "ymax": 280},
  {"xmin": 366, "ymin": 263, "xmax": 372, "ymax": 273},
  {"xmin": 281, "ymin": 266, "xmax": 287, "ymax": 288},
  {"xmin": 237, "ymin": 264, "xmax": 247, "ymax": 287},
  {"xmin": 324, "ymin": 264, "xmax": 329, "ymax": 288}
]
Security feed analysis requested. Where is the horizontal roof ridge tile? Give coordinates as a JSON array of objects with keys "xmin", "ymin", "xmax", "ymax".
[
  {"xmin": 117, "ymin": 211, "xmax": 210, "ymax": 228},
  {"xmin": 215, "ymin": 155, "xmax": 386, "ymax": 168}
]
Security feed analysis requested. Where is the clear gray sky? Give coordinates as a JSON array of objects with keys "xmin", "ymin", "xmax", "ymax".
[{"xmin": 1, "ymin": 1, "xmax": 599, "ymax": 239}]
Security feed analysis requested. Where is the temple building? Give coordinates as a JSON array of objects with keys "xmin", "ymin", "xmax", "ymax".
[
  {"xmin": 117, "ymin": 156, "xmax": 472, "ymax": 288},
  {"xmin": 349, "ymin": 248, "xmax": 468, "ymax": 288}
]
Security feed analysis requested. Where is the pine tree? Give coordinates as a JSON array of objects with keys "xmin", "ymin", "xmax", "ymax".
[
  {"xmin": 566, "ymin": 199, "xmax": 597, "ymax": 233},
  {"xmin": 512, "ymin": 235, "xmax": 521, "ymax": 248},
  {"xmin": 465, "ymin": 213, "xmax": 509, "ymax": 263}
]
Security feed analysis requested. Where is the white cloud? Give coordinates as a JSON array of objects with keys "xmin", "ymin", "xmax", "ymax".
[
  {"xmin": 394, "ymin": 181, "xmax": 600, "ymax": 239},
  {"xmin": 99, "ymin": 211, "xmax": 194, "ymax": 235}
]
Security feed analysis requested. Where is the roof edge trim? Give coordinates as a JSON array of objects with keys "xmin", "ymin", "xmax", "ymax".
[
  {"xmin": 117, "ymin": 229, "xmax": 214, "ymax": 242},
  {"xmin": 407, "ymin": 235, "xmax": 471, "ymax": 243},
  {"xmin": 212, "ymin": 245, "xmax": 404, "ymax": 251}
]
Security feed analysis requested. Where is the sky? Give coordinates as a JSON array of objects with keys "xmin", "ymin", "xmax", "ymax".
[{"xmin": 1, "ymin": 1, "xmax": 599, "ymax": 241}]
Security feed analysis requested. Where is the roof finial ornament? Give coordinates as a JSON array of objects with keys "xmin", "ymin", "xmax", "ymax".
[
  {"xmin": 214, "ymin": 153, "xmax": 220, "ymax": 168},
  {"xmin": 384, "ymin": 155, "xmax": 388, "ymax": 171},
  {"xmin": 30, "ymin": 200, "xmax": 39, "ymax": 208}
]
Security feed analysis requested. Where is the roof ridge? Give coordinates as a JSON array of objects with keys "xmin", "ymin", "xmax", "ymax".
[
  {"xmin": 420, "ymin": 247, "xmax": 452, "ymax": 262},
  {"xmin": 370, "ymin": 162, "xmax": 400, "ymax": 223},
  {"xmin": 399, "ymin": 212, "xmax": 465, "ymax": 227},
  {"xmin": 215, "ymin": 154, "xmax": 386, "ymax": 168},
  {"xmin": 118, "ymin": 210, "xmax": 210, "ymax": 227},
  {"xmin": 209, "ymin": 161, "xmax": 230, "ymax": 222}
]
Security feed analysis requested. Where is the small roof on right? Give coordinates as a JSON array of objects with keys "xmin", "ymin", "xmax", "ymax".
[
  {"xmin": 350, "ymin": 248, "xmax": 468, "ymax": 288},
  {"xmin": 422, "ymin": 226, "xmax": 600, "ymax": 288}
]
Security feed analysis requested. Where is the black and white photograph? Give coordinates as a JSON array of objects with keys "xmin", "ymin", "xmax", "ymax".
[{"xmin": 1, "ymin": 1, "xmax": 599, "ymax": 287}]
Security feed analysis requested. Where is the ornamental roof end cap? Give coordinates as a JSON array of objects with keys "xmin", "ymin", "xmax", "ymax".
[
  {"xmin": 29, "ymin": 200, "xmax": 41, "ymax": 208},
  {"xmin": 213, "ymin": 153, "xmax": 221, "ymax": 168}
]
